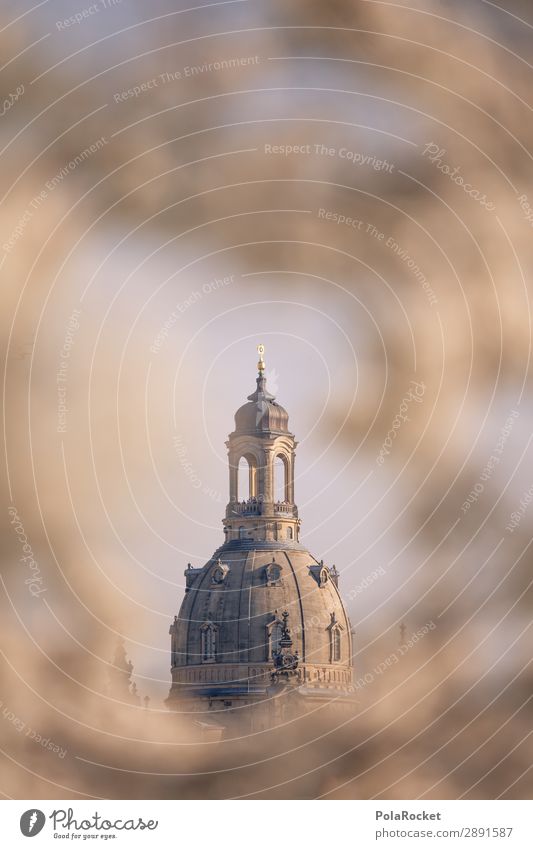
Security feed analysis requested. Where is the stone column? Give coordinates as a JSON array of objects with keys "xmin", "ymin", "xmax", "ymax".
[
  {"xmin": 228, "ymin": 452, "xmax": 238, "ymax": 503},
  {"xmin": 262, "ymin": 447, "xmax": 273, "ymax": 505},
  {"xmin": 287, "ymin": 453, "xmax": 295, "ymax": 504}
]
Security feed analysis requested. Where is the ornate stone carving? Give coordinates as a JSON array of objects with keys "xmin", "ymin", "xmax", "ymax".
[
  {"xmin": 271, "ymin": 611, "xmax": 299, "ymax": 683},
  {"xmin": 211, "ymin": 559, "xmax": 229, "ymax": 584},
  {"xmin": 264, "ymin": 557, "xmax": 282, "ymax": 586},
  {"xmin": 309, "ymin": 559, "xmax": 330, "ymax": 587},
  {"xmin": 184, "ymin": 562, "xmax": 203, "ymax": 593}
]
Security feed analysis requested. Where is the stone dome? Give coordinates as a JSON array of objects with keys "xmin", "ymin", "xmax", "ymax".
[
  {"xmin": 167, "ymin": 348, "xmax": 355, "ymax": 727},
  {"xmin": 233, "ymin": 373, "xmax": 290, "ymax": 435},
  {"xmin": 169, "ymin": 540, "xmax": 353, "ymax": 701}
]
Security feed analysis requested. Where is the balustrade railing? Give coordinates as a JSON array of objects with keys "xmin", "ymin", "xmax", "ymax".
[{"xmin": 230, "ymin": 498, "xmax": 295, "ymax": 515}]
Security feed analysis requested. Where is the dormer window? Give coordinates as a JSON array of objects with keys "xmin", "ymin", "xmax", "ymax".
[
  {"xmin": 309, "ymin": 560, "xmax": 329, "ymax": 587},
  {"xmin": 184, "ymin": 563, "xmax": 203, "ymax": 593}
]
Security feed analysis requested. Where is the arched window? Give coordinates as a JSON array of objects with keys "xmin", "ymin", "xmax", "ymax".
[
  {"xmin": 271, "ymin": 621, "xmax": 283, "ymax": 655},
  {"xmin": 287, "ymin": 526, "xmax": 293, "ymax": 540},
  {"xmin": 238, "ymin": 526, "xmax": 246, "ymax": 539},
  {"xmin": 267, "ymin": 619, "xmax": 283, "ymax": 660},
  {"xmin": 238, "ymin": 453, "xmax": 257, "ymax": 500},
  {"xmin": 274, "ymin": 454, "xmax": 288, "ymax": 502},
  {"xmin": 327, "ymin": 612, "xmax": 343, "ymax": 663},
  {"xmin": 333, "ymin": 629, "xmax": 341, "ymax": 662},
  {"xmin": 200, "ymin": 622, "xmax": 218, "ymax": 663}
]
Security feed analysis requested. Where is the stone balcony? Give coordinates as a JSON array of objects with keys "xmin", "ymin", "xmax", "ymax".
[{"xmin": 227, "ymin": 498, "xmax": 297, "ymax": 518}]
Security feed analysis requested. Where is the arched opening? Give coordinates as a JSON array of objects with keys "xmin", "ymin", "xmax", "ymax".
[
  {"xmin": 237, "ymin": 453, "xmax": 257, "ymax": 500},
  {"xmin": 333, "ymin": 629, "xmax": 341, "ymax": 662},
  {"xmin": 287, "ymin": 526, "xmax": 293, "ymax": 540},
  {"xmin": 238, "ymin": 526, "xmax": 246, "ymax": 539},
  {"xmin": 274, "ymin": 453, "xmax": 288, "ymax": 502},
  {"xmin": 267, "ymin": 619, "xmax": 283, "ymax": 660},
  {"xmin": 200, "ymin": 622, "xmax": 217, "ymax": 663}
]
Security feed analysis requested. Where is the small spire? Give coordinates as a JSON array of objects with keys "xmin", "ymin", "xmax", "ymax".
[
  {"xmin": 257, "ymin": 343, "xmax": 265, "ymax": 374},
  {"xmin": 247, "ymin": 345, "xmax": 275, "ymax": 404}
]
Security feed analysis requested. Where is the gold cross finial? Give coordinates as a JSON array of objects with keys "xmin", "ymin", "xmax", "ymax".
[{"xmin": 257, "ymin": 343, "xmax": 265, "ymax": 373}]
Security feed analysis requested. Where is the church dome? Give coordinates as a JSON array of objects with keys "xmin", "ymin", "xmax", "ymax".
[
  {"xmin": 167, "ymin": 345, "xmax": 355, "ymax": 727},
  {"xmin": 171, "ymin": 542, "xmax": 352, "ymax": 690},
  {"xmin": 233, "ymin": 374, "xmax": 290, "ymax": 435}
]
